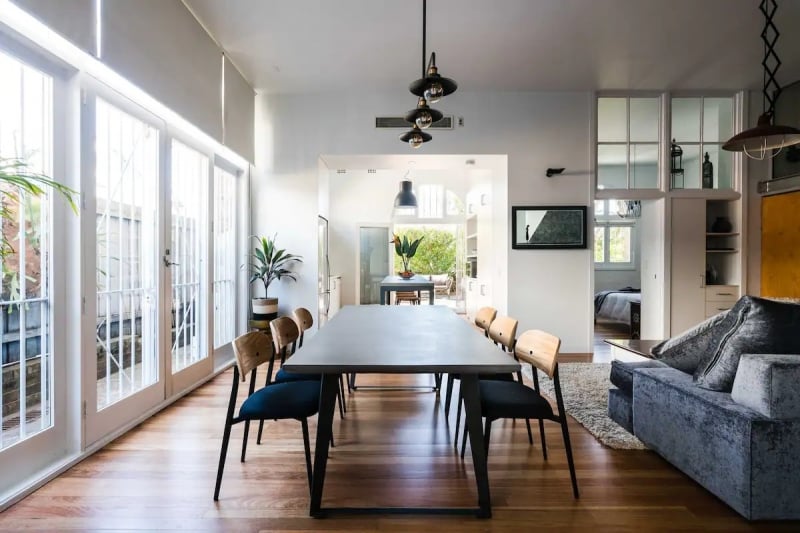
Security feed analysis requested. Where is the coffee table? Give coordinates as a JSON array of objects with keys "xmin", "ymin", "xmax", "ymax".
[{"xmin": 604, "ymin": 338, "xmax": 663, "ymax": 362}]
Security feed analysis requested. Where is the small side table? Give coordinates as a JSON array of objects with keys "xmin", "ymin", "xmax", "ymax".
[{"xmin": 604, "ymin": 339, "xmax": 663, "ymax": 362}]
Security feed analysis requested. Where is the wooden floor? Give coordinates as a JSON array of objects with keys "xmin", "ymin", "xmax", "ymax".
[{"xmin": 0, "ymin": 371, "xmax": 795, "ymax": 532}]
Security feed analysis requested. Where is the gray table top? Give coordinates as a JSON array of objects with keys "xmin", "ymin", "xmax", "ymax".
[
  {"xmin": 284, "ymin": 305, "xmax": 521, "ymax": 374},
  {"xmin": 379, "ymin": 275, "xmax": 434, "ymax": 288}
]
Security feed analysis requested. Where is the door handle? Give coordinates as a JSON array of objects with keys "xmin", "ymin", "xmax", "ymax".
[{"xmin": 163, "ymin": 255, "xmax": 179, "ymax": 267}]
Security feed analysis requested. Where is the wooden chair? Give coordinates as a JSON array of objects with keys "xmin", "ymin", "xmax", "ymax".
[
  {"xmin": 395, "ymin": 291, "xmax": 420, "ymax": 305},
  {"xmin": 293, "ymin": 307, "xmax": 346, "ymax": 418},
  {"xmin": 474, "ymin": 329, "xmax": 579, "ymax": 498},
  {"xmin": 213, "ymin": 331, "xmax": 318, "ymax": 500},
  {"xmin": 455, "ymin": 315, "xmax": 525, "ymax": 452},
  {"xmin": 444, "ymin": 307, "xmax": 497, "ymax": 419}
]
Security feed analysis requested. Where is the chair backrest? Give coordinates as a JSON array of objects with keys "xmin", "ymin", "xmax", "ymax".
[
  {"xmin": 514, "ymin": 329, "xmax": 561, "ymax": 378},
  {"xmin": 474, "ymin": 306, "xmax": 497, "ymax": 334},
  {"xmin": 270, "ymin": 316, "xmax": 300, "ymax": 354},
  {"xmin": 293, "ymin": 307, "xmax": 314, "ymax": 332},
  {"xmin": 488, "ymin": 315, "xmax": 518, "ymax": 351},
  {"xmin": 232, "ymin": 331, "xmax": 273, "ymax": 382}
]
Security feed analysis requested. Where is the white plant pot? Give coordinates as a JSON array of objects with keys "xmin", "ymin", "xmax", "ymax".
[{"xmin": 252, "ymin": 297, "xmax": 278, "ymax": 320}]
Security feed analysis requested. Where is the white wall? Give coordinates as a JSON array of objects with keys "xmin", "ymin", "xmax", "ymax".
[{"xmin": 253, "ymin": 90, "xmax": 592, "ymax": 353}]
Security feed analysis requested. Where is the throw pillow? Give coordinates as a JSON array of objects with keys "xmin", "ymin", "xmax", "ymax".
[
  {"xmin": 694, "ymin": 296, "xmax": 800, "ymax": 392},
  {"xmin": 650, "ymin": 310, "xmax": 731, "ymax": 373}
]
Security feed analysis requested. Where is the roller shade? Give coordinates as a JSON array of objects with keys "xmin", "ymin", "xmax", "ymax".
[
  {"xmin": 224, "ymin": 56, "xmax": 254, "ymax": 163},
  {"xmin": 11, "ymin": 0, "xmax": 95, "ymax": 54},
  {"xmin": 102, "ymin": 0, "xmax": 222, "ymax": 142}
]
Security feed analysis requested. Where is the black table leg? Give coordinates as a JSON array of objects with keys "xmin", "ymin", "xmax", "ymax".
[
  {"xmin": 459, "ymin": 374, "xmax": 492, "ymax": 518},
  {"xmin": 310, "ymin": 374, "xmax": 339, "ymax": 517},
  {"xmin": 428, "ymin": 289, "xmax": 434, "ymax": 305},
  {"xmin": 380, "ymin": 288, "xmax": 387, "ymax": 305}
]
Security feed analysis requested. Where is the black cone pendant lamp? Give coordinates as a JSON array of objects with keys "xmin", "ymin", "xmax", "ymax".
[
  {"xmin": 393, "ymin": 180, "xmax": 418, "ymax": 216},
  {"xmin": 722, "ymin": 0, "xmax": 800, "ymax": 160},
  {"xmin": 399, "ymin": 0, "xmax": 457, "ymax": 147}
]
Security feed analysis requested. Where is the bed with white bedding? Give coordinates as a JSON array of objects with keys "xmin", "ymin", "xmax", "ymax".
[{"xmin": 594, "ymin": 288, "xmax": 641, "ymax": 326}]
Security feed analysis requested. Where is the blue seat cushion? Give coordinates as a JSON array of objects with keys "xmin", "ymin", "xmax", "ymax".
[
  {"xmin": 610, "ymin": 359, "xmax": 668, "ymax": 396},
  {"xmin": 238, "ymin": 380, "xmax": 320, "ymax": 421},
  {"xmin": 275, "ymin": 367, "xmax": 322, "ymax": 383},
  {"xmin": 479, "ymin": 380, "xmax": 554, "ymax": 420}
]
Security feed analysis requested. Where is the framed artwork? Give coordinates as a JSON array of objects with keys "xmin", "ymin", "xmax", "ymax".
[{"xmin": 511, "ymin": 205, "xmax": 587, "ymax": 250}]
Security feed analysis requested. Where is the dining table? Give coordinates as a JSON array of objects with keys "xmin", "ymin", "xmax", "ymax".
[
  {"xmin": 379, "ymin": 274, "xmax": 435, "ymax": 305},
  {"xmin": 283, "ymin": 304, "xmax": 520, "ymax": 518}
]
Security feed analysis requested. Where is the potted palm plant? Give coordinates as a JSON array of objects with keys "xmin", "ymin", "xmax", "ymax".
[
  {"xmin": 247, "ymin": 235, "xmax": 302, "ymax": 320},
  {"xmin": 391, "ymin": 233, "xmax": 423, "ymax": 279}
]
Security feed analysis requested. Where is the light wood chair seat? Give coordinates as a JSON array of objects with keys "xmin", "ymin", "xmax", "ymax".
[{"xmin": 394, "ymin": 291, "xmax": 420, "ymax": 305}]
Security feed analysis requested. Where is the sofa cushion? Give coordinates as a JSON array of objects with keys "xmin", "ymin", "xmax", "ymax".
[
  {"xmin": 650, "ymin": 311, "xmax": 731, "ymax": 373},
  {"xmin": 609, "ymin": 359, "xmax": 668, "ymax": 396},
  {"xmin": 731, "ymin": 354, "xmax": 800, "ymax": 419},
  {"xmin": 695, "ymin": 297, "xmax": 800, "ymax": 392}
]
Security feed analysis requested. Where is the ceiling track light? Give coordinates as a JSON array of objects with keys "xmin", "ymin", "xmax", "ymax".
[
  {"xmin": 399, "ymin": 0, "xmax": 457, "ymax": 147},
  {"xmin": 722, "ymin": 0, "xmax": 800, "ymax": 160}
]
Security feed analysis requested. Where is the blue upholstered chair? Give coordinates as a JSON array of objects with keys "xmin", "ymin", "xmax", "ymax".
[
  {"xmin": 213, "ymin": 331, "xmax": 319, "ymax": 501},
  {"xmin": 473, "ymin": 329, "xmax": 579, "ymax": 498}
]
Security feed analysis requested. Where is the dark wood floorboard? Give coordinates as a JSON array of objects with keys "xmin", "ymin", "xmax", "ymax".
[{"xmin": 0, "ymin": 371, "xmax": 795, "ymax": 531}]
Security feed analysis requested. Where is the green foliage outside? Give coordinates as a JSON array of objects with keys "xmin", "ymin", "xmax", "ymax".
[{"xmin": 393, "ymin": 227, "xmax": 456, "ymax": 275}]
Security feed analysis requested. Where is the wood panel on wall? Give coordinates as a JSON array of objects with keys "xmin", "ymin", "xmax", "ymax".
[{"xmin": 761, "ymin": 190, "xmax": 800, "ymax": 298}]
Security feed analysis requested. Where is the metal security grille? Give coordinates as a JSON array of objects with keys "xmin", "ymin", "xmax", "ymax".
[
  {"xmin": 0, "ymin": 51, "xmax": 53, "ymax": 449},
  {"xmin": 213, "ymin": 166, "xmax": 236, "ymax": 349},
  {"xmin": 170, "ymin": 140, "xmax": 207, "ymax": 373},
  {"xmin": 95, "ymin": 98, "xmax": 159, "ymax": 410}
]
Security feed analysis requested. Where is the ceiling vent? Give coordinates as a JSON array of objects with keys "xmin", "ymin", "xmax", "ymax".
[
  {"xmin": 375, "ymin": 116, "xmax": 453, "ymax": 130},
  {"xmin": 336, "ymin": 169, "xmax": 346, "ymax": 174},
  {"xmin": 367, "ymin": 169, "xmax": 377, "ymax": 174}
]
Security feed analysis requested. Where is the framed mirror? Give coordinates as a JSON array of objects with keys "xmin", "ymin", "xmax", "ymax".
[{"xmin": 511, "ymin": 205, "xmax": 587, "ymax": 250}]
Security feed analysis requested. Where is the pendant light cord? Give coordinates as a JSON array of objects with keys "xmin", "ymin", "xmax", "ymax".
[{"xmin": 422, "ymin": 0, "xmax": 427, "ymax": 78}]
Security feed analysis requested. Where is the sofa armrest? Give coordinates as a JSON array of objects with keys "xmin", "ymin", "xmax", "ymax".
[{"xmin": 731, "ymin": 354, "xmax": 800, "ymax": 420}]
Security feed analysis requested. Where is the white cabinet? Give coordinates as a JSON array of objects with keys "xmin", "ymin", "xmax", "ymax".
[
  {"xmin": 329, "ymin": 275, "xmax": 341, "ymax": 318},
  {"xmin": 670, "ymin": 198, "xmax": 742, "ymax": 334}
]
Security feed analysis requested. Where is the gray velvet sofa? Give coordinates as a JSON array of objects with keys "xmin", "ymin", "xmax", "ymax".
[{"xmin": 608, "ymin": 296, "xmax": 800, "ymax": 521}]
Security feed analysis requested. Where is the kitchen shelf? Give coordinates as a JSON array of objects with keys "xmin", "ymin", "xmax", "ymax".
[
  {"xmin": 706, "ymin": 249, "xmax": 739, "ymax": 253},
  {"xmin": 706, "ymin": 232, "xmax": 740, "ymax": 236}
]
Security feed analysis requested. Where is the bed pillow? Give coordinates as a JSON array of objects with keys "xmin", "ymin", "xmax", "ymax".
[
  {"xmin": 694, "ymin": 296, "xmax": 800, "ymax": 392},
  {"xmin": 650, "ymin": 310, "xmax": 733, "ymax": 373}
]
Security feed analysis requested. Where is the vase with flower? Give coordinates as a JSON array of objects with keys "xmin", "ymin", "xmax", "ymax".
[{"xmin": 391, "ymin": 233, "xmax": 423, "ymax": 278}]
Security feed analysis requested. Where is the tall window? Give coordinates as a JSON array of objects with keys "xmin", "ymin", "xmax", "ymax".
[
  {"xmin": 213, "ymin": 166, "xmax": 236, "ymax": 348},
  {"xmin": 594, "ymin": 200, "xmax": 635, "ymax": 269},
  {"xmin": 0, "ymin": 51, "xmax": 54, "ymax": 449},
  {"xmin": 417, "ymin": 184, "xmax": 444, "ymax": 218},
  {"xmin": 597, "ymin": 96, "xmax": 660, "ymax": 190}
]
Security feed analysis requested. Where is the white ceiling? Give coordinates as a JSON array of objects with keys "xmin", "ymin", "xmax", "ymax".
[{"xmin": 184, "ymin": 0, "xmax": 800, "ymax": 94}]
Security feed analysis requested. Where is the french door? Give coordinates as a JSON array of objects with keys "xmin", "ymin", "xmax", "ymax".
[{"xmin": 83, "ymin": 91, "xmax": 213, "ymax": 445}]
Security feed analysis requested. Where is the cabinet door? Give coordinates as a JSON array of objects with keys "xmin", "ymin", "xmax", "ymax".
[
  {"xmin": 329, "ymin": 277, "xmax": 341, "ymax": 317},
  {"xmin": 465, "ymin": 278, "xmax": 478, "ymax": 321},
  {"xmin": 477, "ymin": 189, "xmax": 492, "ymax": 285},
  {"xmin": 670, "ymin": 198, "xmax": 706, "ymax": 334}
]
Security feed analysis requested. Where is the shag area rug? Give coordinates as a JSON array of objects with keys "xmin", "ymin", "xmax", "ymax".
[{"xmin": 522, "ymin": 362, "xmax": 647, "ymax": 450}]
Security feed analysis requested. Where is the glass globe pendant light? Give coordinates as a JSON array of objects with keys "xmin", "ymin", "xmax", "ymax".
[
  {"xmin": 404, "ymin": 97, "xmax": 443, "ymax": 129},
  {"xmin": 399, "ymin": 126, "xmax": 432, "ymax": 149}
]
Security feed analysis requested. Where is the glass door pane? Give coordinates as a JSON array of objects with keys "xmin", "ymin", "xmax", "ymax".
[
  {"xmin": 212, "ymin": 166, "xmax": 236, "ymax": 349},
  {"xmin": 358, "ymin": 226, "xmax": 389, "ymax": 305},
  {"xmin": 170, "ymin": 141, "xmax": 207, "ymax": 373},
  {"xmin": 95, "ymin": 99, "xmax": 160, "ymax": 410},
  {"xmin": 0, "ymin": 50, "xmax": 54, "ymax": 448}
]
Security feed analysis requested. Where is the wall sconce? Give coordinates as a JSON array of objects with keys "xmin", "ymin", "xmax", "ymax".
[{"xmin": 546, "ymin": 167, "xmax": 565, "ymax": 178}]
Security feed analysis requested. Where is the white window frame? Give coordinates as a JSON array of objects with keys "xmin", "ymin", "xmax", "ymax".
[{"xmin": 594, "ymin": 200, "xmax": 637, "ymax": 271}]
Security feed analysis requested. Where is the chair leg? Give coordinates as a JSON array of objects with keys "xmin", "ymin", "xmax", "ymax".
[
  {"xmin": 330, "ymin": 432, "xmax": 335, "ymax": 448},
  {"xmin": 339, "ymin": 374, "xmax": 347, "ymax": 412},
  {"xmin": 301, "ymin": 418, "xmax": 313, "ymax": 493},
  {"xmin": 525, "ymin": 418, "xmax": 534, "ymax": 445},
  {"xmin": 256, "ymin": 420, "xmax": 265, "ymax": 445},
  {"xmin": 460, "ymin": 421, "xmax": 469, "ymax": 460},
  {"xmin": 560, "ymin": 418, "xmax": 579, "ymax": 498},
  {"xmin": 241, "ymin": 420, "xmax": 251, "ymax": 462},
  {"xmin": 336, "ymin": 383, "xmax": 345, "ymax": 419},
  {"xmin": 213, "ymin": 419, "xmax": 233, "ymax": 500},
  {"xmin": 453, "ymin": 390, "xmax": 463, "ymax": 448},
  {"xmin": 538, "ymin": 419, "xmax": 548, "ymax": 460},
  {"xmin": 483, "ymin": 418, "xmax": 492, "ymax": 456},
  {"xmin": 444, "ymin": 375, "xmax": 454, "ymax": 420}
]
